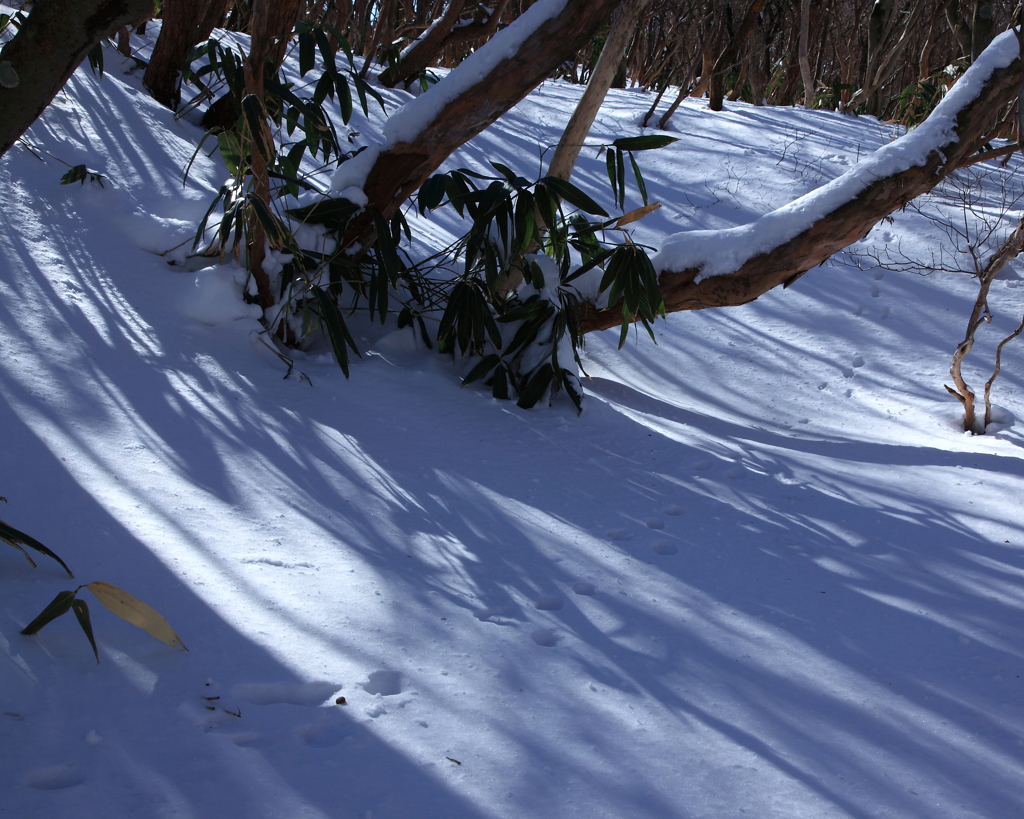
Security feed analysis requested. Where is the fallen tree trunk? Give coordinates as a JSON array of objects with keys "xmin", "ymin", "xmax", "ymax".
[{"xmin": 579, "ymin": 31, "xmax": 1023, "ymax": 334}]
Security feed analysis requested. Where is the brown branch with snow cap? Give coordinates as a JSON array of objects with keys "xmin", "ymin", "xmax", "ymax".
[{"xmin": 579, "ymin": 30, "xmax": 1024, "ymax": 334}]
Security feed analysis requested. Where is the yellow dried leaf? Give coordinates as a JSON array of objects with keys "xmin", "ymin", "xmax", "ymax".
[
  {"xmin": 614, "ymin": 202, "xmax": 661, "ymax": 229},
  {"xmin": 84, "ymin": 582, "xmax": 187, "ymax": 651}
]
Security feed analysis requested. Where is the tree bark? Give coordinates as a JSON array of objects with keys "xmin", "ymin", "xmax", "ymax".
[
  {"xmin": 144, "ymin": 0, "xmax": 229, "ymax": 110},
  {"xmin": 0, "ymin": 0, "xmax": 156, "ymax": 158},
  {"xmin": 579, "ymin": 44, "xmax": 1023, "ymax": 333},
  {"xmin": 547, "ymin": 0, "xmax": 650, "ymax": 183},
  {"xmin": 244, "ymin": 0, "xmax": 305, "ymax": 311},
  {"xmin": 344, "ymin": 0, "xmax": 627, "ymax": 248},
  {"xmin": 379, "ymin": 0, "xmax": 468, "ymax": 87},
  {"xmin": 708, "ymin": 0, "xmax": 768, "ymax": 111},
  {"xmin": 798, "ymin": 0, "xmax": 813, "ymax": 107}
]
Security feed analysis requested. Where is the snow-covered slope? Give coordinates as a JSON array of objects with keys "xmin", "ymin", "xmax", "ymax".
[{"xmin": 2, "ymin": 32, "xmax": 1024, "ymax": 819}]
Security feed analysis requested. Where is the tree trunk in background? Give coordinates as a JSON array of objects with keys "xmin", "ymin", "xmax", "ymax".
[
  {"xmin": 971, "ymin": 1, "xmax": 994, "ymax": 61},
  {"xmin": 578, "ymin": 49, "xmax": 1023, "ymax": 333},
  {"xmin": 378, "ymin": 0, "xmax": 467, "ymax": 87},
  {"xmin": 746, "ymin": 11, "xmax": 767, "ymax": 104},
  {"xmin": 547, "ymin": 0, "xmax": 649, "ymax": 183},
  {"xmin": 0, "ymin": 0, "xmax": 155, "ymax": 159},
  {"xmin": 708, "ymin": 0, "xmax": 768, "ymax": 111},
  {"xmin": 799, "ymin": 0, "xmax": 813, "ymax": 107},
  {"xmin": 144, "ymin": 0, "xmax": 229, "ymax": 110}
]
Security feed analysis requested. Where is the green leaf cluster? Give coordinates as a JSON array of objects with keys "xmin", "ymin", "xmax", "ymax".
[
  {"xmin": 5, "ymin": 501, "xmax": 185, "ymax": 664},
  {"xmin": 21, "ymin": 582, "xmax": 187, "ymax": 663}
]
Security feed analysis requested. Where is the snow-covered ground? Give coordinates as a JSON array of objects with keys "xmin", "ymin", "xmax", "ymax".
[{"xmin": 3, "ymin": 27, "xmax": 1024, "ymax": 819}]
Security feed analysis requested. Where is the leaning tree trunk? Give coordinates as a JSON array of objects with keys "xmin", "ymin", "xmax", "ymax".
[
  {"xmin": 547, "ymin": 0, "xmax": 650, "ymax": 183},
  {"xmin": 343, "ymin": 0, "xmax": 628, "ymax": 249},
  {"xmin": 578, "ymin": 33, "xmax": 1023, "ymax": 332},
  {"xmin": 0, "ymin": 0, "xmax": 156, "ymax": 158}
]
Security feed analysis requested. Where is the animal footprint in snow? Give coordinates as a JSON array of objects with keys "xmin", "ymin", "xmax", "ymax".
[
  {"xmin": 25, "ymin": 765, "xmax": 84, "ymax": 790},
  {"xmin": 364, "ymin": 698, "xmax": 388, "ymax": 719},
  {"xmin": 534, "ymin": 596, "xmax": 563, "ymax": 611},
  {"xmin": 851, "ymin": 355, "xmax": 865, "ymax": 368},
  {"xmin": 651, "ymin": 540, "xmax": 678, "ymax": 555},
  {"xmin": 473, "ymin": 605, "xmax": 515, "ymax": 622},
  {"xmin": 231, "ymin": 681, "xmax": 340, "ymax": 706},
  {"xmin": 842, "ymin": 367, "xmax": 854, "ymax": 378},
  {"xmin": 572, "ymin": 582, "xmax": 596, "ymax": 595},
  {"xmin": 531, "ymin": 628, "xmax": 558, "ymax": 647},
  {"xmin": 853, "ymin": 305, "xmax": 864, "ymax": 316},
  {"xmin": 645, "ymin": 518, "xmax": 665, "ymax": 530},
  {"xmin": 663, "ymin": 504, "xmax": 684, "ymax": 516},
  {"xmin": 870, "ymin": 284, "xmax": 881, "ymax": 298},
  {"xmin": 362, "ymin": 670, "xmax": 403, "ymax": 696},
  {"xmin": 880, "ymin": 306, "xmax": 892, "ymax": 319},
  {"xmin": 873, "ymin": 270, "xmax": 885, "ymax": 280}
]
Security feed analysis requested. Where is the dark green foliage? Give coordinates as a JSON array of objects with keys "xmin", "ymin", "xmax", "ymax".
[
  {"xmin": 1, "ymin": 511, "xmax": 74, "ymax": 577},
  {"xmin": 180, "ymin": 23, "xmax": 670, "ymax": 411}
]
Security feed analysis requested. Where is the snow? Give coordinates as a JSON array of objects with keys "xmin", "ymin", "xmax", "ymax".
[
  {"xmin": 177, "ymin": 263, "xmax": 264, "ymax": 326},
  {"xmin": 654, "ymin": 29, "xmax": 1021, "ymax": 280},
  {"xmin": 3, "ymin": 26, "xmax": 1024, "ymax": 819}
]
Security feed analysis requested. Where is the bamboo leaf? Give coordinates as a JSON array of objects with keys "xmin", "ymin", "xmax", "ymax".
[
  {"xmin": 462, "ymin": 354, "xmax": 501, "ymax": 386},
  {"xmin": 491, "ymin": 365, "xmax": 509, "ymax": 400},
  {"xmin": 371, "ymin": 208, "xmax": 402, "ymax": 285},
  {"xmin": 616, "ymin": 149, "xmax": 626, "ymax": 210},
  {"xmin": 71, "ymin": 599, "xmax": 99, "ymax": 663},
  {"xmin": 614, "ymin": 202, "xmax": 661, "ymax": 228},
  {"xmin": 20, "ymin": 590, "xmax": 76, "ymax": 635},
  {"xmin": 84, "ymin": 582, "xmax": 187, "ymax": 651},
  {"xmin": 216, "ymin": 132, "xmax": 242, "ymax": 177},
  {"xmin": 618, "ymin": 305, "xmax": 631, "ymax": 349},
  {"xmin": 245, "ymin": 193, "xmax": 287, "ymax": 246},
  {"xmin": 628, "ymin": 152, "xmax": 649, "ymax": 206},
  {"xmin": 418, "ymin": 174, "xmax": 448, "ymax": 213},
  {"xmin": 311, "ymin": 285, "xmax": 360, "ymax": 377},
  {"xmin": 313, "ymin": 28, "xmax": 338, "ymax": 74},
  {"xmin": 563, "ymin": 247, "xmax": 613, "ymax": 284},
  {"xmin": 611, "ymin": 135, "xmax": 679, "ymax": 151},
  {"xmin": 489, "ymin": 161, "xmax": 528, "ymax": 188},
  {"xmin": 335, "ymin": 71, "xmax": 353, "ymax": 123},
  {"xmin": 540, "ymin": 177, "xmax": 609, "ymax": 217},
  {"xmin": 517, "ymin": 364, "xmax": 554, "ymax": 409},
  {"xmin": 298, "ymin": 31, "xmax": 315, "ymax": 76},
  {"xmin": 1, "ymin": 518, "xmax": 73, "ymax": 577},
  {"xmin": 285, "ymin": 197, "xmax": 360, "ymax": 231},
  {"xmin": 241, "ymin": 94, "xmax": 273, "ymax": 163},
  {"xmin": 606, "ymin": 147, "xmax": 617, "ymax": 200}
]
